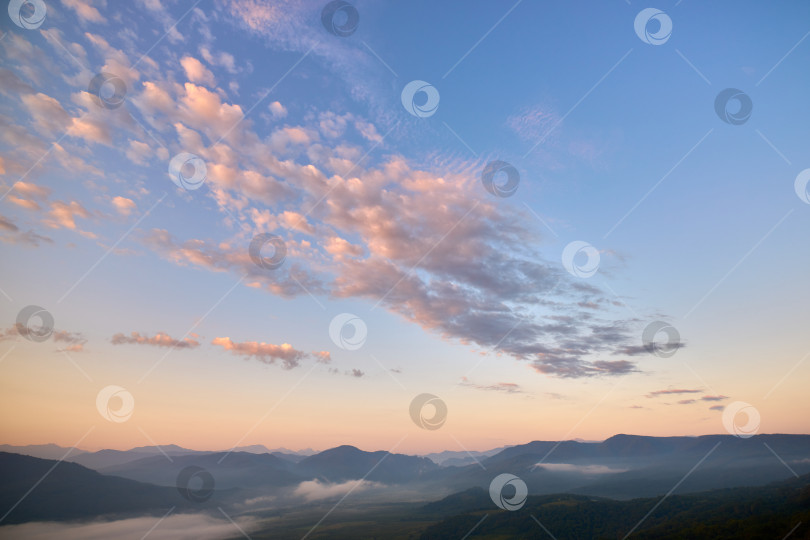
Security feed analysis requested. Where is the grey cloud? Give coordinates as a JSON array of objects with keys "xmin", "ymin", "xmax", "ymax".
[
  {"xmin": 459, "ymin": 377, "xmax": 524, "ymax": 393},
  {"xmin": 647, "ymin": 388, "xmax": 702, "ymax": 398},
  {"xmin": 0, "ymin": 214, "xmax": 53, "ymax": 247}
]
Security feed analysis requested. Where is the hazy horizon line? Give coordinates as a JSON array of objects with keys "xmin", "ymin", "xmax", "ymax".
[{"xmin": 5, "ymin": 432, "xmax": 810, "ymax": 456}]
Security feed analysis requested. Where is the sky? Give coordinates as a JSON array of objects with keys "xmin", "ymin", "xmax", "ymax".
[{"xmin": 0, "ymin": 0, "xmax": 809, "ymax": 454}]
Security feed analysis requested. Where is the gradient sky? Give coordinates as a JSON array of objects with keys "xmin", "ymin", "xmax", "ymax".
[{"xmin": 1, "ymin": 0, "xmax": 809, "ymax": 454}]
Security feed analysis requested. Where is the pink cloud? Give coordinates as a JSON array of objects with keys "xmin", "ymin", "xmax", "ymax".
[
  {"xmin": 21, "ymin": 92, "xmax": 70, "ymax": 136},
  {"xmin": 268, "ymin": 100, "xmax": 287, "ymax": 118},
  {"xmin": 45, "ymin": 201, "xmax": 90, "ymax": 230},
  {"xmin": 61, "ymin": 0, "xmax": 106, "ymax": 23},
  {"xmin": 111, "ymin": 196, "xmax": 136, "ymax": 216},
  {"xmin": 180, "ymin": 56, "xmax": 215, "ymax": 86},
  {"xmin": 211, "ymin": 336, "xmax": 317, "ymax": 369},
  {"xmin": 8, "ymin": 196, "xmax": 40, "ymax": 211},
  {"xmin": 13, "ymin": 181, "xmax": 51, "ymax": 200},
  {"xmin": 111, "ymin": 331, "xmax": 200, "ymax": 349},
  {"xmin": 1, "ymin": 16, "xmax": 664, "ymax": 380}
]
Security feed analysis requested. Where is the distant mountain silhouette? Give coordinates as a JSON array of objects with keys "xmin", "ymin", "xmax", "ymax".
[
  {"xmin": 3, "ymin": 434, "xmax": 810, "ymax": 532},
  {"xmin": 100, "ymin": 451, "xmax": 302, "ymax": 489},
  {"xmin": 484, "ymin": 433, "xmax": 810, "ymax": 464},
  {"xmin": 70, "ymin": 448, "xmax": 207, "ymax": 470},
  {"xmin": 0, "ymin": 443, "xmax": 85, "ymax": 461},
  {"xmin": 0, "ymin": 452, "xmax": 206, "ymax": 524},
  {"xmin": 0, "ymin": 443, "xmax": 318, "ymax": 469},
  {"xmin": 422, "ymin": 446, "xmax": 509, "ymax": 466},
  {"xmin": 3, "ymin": 433, "xmax": 809, "ymax": 519},
  {"xmin": 297, "ymin": 444, "xmax": 439, "ymax": 483},
  {"xmin": 433, "ymin": 433, "xmax": 810, "ymax": 499}
]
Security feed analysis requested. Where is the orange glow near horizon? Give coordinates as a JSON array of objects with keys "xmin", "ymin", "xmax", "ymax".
[{"xmin": 2, "ymin": 344, "xmax": 808, "ymax": 455}]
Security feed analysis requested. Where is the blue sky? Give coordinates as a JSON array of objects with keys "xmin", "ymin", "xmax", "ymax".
[{"xmin": 0, "ymin": 0, "xmax": 809, "ymax": 452}]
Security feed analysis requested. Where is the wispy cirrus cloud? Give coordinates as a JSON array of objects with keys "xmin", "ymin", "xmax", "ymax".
[
  {"xmin": 459, "ymin": 377, "xmax": 524, "ymax": 394},
  {"xmin": 507, "ymin": 104, "xmax": 562, "ymax": 143},
  {"xmin": 647, "ymin": 388, "xmax": 702, "ymax": 398},
  {"xmin": 111, "ymin": 331, "xmax": 200, "ymax": 349}
]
